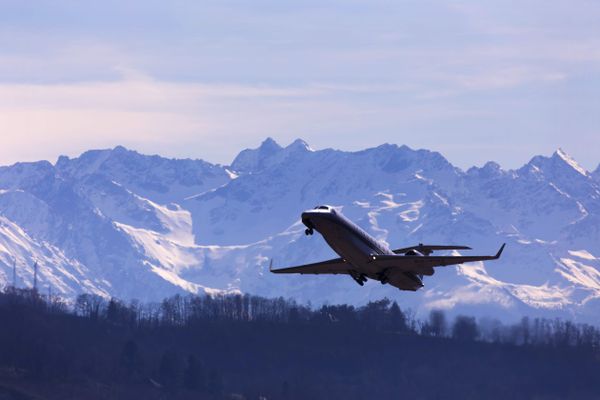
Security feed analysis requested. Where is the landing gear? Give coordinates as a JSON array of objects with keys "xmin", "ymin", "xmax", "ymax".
[
  {"xmin": 377, "ymin": 270, "xmax": 389, "ymax": 285},
  {"xmin": 350, "ymin": 272, "xmax": 368, "ymax": 286},
  {"xmin": 303, "ymin": 218, "xmax": 315, "ymax": 236}
]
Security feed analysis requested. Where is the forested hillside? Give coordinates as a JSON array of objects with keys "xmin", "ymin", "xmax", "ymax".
[{"xmin": 0, "ymin": 289, "xmax": 599, "ymax": 399}]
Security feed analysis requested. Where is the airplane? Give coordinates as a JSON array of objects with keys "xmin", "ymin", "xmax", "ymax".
[{"xmin": 270, "ymin": 205, "xmax": 505, "ymax": 291}]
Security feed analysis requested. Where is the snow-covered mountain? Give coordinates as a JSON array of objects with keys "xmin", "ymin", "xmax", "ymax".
[{"xmin": 1, "ymin": 139, "xmax": 600, "ymax": 322}]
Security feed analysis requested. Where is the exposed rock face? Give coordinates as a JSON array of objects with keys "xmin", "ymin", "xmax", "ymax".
[{"xmin": 1, "ymin": 140, "xmax": 600, "ymax": 322}]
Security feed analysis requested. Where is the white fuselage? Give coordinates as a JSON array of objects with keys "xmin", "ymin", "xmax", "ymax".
[{"xmin": 302, "ymin": 207, "xmax": 423, "ymax": 290}]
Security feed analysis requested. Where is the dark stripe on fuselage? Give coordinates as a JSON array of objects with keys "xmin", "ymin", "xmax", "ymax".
[
  {"xmin": 333, "ymin": 213, "xmax": 390, "ymax": 256},
  {"xmin": 304, "ymin": 211, "xmax": 389, "ymax": 257},
  {"xmin": 302, "ymin": 208, "xmax": 423, "ymax": 289}
]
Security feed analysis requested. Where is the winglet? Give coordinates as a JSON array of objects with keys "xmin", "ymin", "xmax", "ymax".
[
  {"xmin": 494, "ymin": 243, "xmax": 506, "ymax": 259},
  {"xmin": 269, "ymin": 259, "xmax": 274, "ymax": 272}
]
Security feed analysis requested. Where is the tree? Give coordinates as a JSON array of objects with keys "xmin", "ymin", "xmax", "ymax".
[
  {"xmin": 207, "ymin": 369, "xmax": 224, "ymax": 395},
  {"xmin": 360, "ymin": 298, "xmax": 391, "ymax": 330},
  {"xmin": 158, "ymin": 350, "xmax": 182, "ymax": 390},
  {"xmin": 452, "ymin": 316, "xmax": 479, "ymax": 342},
  {"xmin": 120, "ymin": 340, "xmax": 142, "ymax": 379},
  {"xmin": 520, "ymin": 316, "xmax": 530, "ymax": 345},
  {"xmin": 183, "ymin": 355, "xmax": 206, "ymax": 392},
  {"xmin": 75, "ymin": 294, "xmax": 105, "ymax": 320},
  {"xmin": 281, "ymin": 380, "xmax": 291, "ymax": 400},
  {"xmin": 422, "ymin": 310, "xmax": 447, "ymax": 337},
  {"xmin": 388, "ymin": 301, "xmax": 408, "ymax": 332}
]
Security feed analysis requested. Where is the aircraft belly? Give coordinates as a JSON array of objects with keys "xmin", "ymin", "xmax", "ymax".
[
  {"xmin": 314, "ymin": 215, "xmax": 415, "ymax": 285},
  {"xmin": 387, "ymin": 271, "xmax": 422, "ymax": 291},
  {"xmin": 318, "ymin": 220, "xmax": 372, "ymax": 269},
  {"xmin": 289, "ymin": 208, "xmax": 503, "ymax": 292}
]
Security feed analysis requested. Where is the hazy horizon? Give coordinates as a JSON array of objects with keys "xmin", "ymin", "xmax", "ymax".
[{"xmin": 0, "ymin": 138, "xmax": 596, "ymax": 173}]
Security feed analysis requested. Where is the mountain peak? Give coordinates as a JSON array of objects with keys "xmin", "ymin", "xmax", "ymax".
[
  {"xmin": 112, "ymin": 145, "xmax": 130, "ymax": 154},
  {"xmin": 520, "ymin": 148, "xmax": 589, "ymax": 179},
  {"xmin": 231, "ymin": 138, "xmax": 284, "ymax": 173},
  {"xmin": 230, "ymin": 138, "xmax": 315, "ymax": 174},
  {"xmin": 285, "ymin": 138, "xmax": 313, "ymax": 152},
  {"xmin": 259, "ymin": 137, "xmax": 282, "ymax": 152},
  {"xmin": 5, "ymin": 140, "xmax": 600, "ymax": 321},
  {"xmin": 467, "ymin": 161, "xmax": 504, "ymax": 178},
  {"xmin": 551, "ymin": 148, "xmax": 588, "ymax": 176}
]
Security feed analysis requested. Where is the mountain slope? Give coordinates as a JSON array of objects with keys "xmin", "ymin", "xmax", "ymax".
[{"xmin": 1, "ymin": 140, "xmax": 600, "ymax": 322}]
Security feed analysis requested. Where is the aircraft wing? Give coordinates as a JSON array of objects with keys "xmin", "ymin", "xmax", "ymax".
[
  {"xmin": 374, "ymin": 244, "xmax": 505, "ymax": 272},
  {"xmin": 392, "ymin": 244, "xmax": 471, "ymax": 255},
  {"xmin": 269, "ymin": 244, "xmax": 504, "ymax": 275},
  {"xmin": 270, "ymin": 257, "xmax": 351, "ymax": 275}
]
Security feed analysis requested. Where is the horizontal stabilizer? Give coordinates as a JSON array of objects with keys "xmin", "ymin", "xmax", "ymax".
[{"xmin": 376, "ymin": 243, "xmax": 506, "ymax": 272}]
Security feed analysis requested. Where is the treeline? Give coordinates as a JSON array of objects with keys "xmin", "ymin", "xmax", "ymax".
[
  {"xmin": 1, "ymin": 287, "xmax": 600, "ymax": 399},
  {"xmin": 73, "ymin": 289, "xmax": 600, "ymax": 348}
]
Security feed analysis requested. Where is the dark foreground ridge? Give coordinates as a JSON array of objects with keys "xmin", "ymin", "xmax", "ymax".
[{"xmin": 1, "ymin": 288, "xmax": 599, "ymax": 400}]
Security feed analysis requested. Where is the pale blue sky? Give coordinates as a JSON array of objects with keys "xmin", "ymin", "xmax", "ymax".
[{"xmin": 0, "ymin": 0, "xmax": 599, "ymax": 170}]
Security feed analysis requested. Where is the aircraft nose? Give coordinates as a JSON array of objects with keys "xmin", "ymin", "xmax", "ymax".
[{"xmin": 301, "ymin": 211, "xmax": 315, "ymax": 229}]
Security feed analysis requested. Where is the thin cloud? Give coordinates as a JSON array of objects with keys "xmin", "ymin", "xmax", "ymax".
[
  {"xmin": 0, "ymin": 74, "xmax": 494, "ymax": 166},
  {"xmin": 0, "ymin": 1, "xmax": 598, "ymax": 169}
]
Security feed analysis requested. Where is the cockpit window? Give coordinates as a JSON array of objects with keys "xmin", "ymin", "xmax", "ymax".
[{"xmin": 314, "ymin": 205, "xmax": 336, "ymax": 214}]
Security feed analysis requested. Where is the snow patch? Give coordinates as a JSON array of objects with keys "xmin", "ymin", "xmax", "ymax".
[
  {"xmin": 115, "ymin": 222, "xmax": 201, "ymax": 273},
  {"xmin": 225, "ymin": 169, "xmax": 239, "ymax": 179},
  {"xmin": 568, "ymin": 250, "xmax": 597, "ymax": 261},
  {"xmin": 556, "ymin": 258, "xmax": 600, "ymax": 291},
  {"xmin": 145, "ymin": 261, "xmax": 232, "ymax": 296},
  {"xmin": 555, "ymin": 148, "xmax": 588, "ymax": 176}
]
